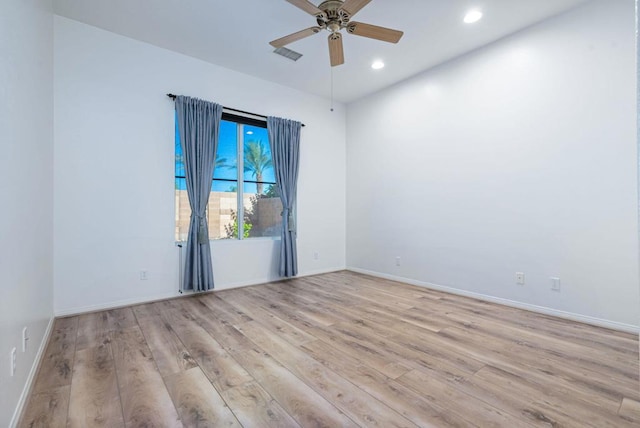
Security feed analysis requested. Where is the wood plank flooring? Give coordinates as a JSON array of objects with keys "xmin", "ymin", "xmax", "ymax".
[{"xmin": 20, "ymin": 271, "xmax": 640, "ymax": 427}]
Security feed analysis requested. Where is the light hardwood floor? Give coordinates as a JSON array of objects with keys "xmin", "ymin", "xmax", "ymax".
[{"xmin": 20, "ymin": 271, "xmax": 640, "ymax": 427}]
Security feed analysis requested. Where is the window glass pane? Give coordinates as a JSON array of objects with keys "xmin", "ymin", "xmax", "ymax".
[
  {"xmin": 243, "ymin": 126, "xmax": 276, "ymax": 184},
  {"xmin": 209, "ymin": 121, "xmax": 238, "ymax": 239},
  {"xmin": 211, "ymin": 180, "xmax": 237, "ymax": 240},
  {"xmin": 175, "ymin": 177, "xmax": 189, "ymax": 242},
  {"xmin": 175, "ymin": 130, "xmax": 187, "ymax": 240},
  {"xmin": 175, "ymin": 119, "xmax": 185, "ymax": 178},
  {"xmin": 214, "ymin": 120, "xmax": 238, "ymax": 180},
  {"xmin": 176, "ymin": 177, "xmax": 238, "ymax": 241},
  {"xmin": 244, "ymin": 182, "xmax": 282, "ymax": 238}
]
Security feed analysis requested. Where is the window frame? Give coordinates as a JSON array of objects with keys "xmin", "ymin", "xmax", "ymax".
[{"xmin": 174, "ymin": 112, "xmax": 281, "ymax": 242}]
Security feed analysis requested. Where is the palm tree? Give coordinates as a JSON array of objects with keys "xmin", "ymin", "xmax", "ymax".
[
  {"xmin": 215, "ymin": 157, "xmax": 229, "ymax": 170},
  {"xmin": 244, "ymin": 140, "xmax": 272, "ymax": 195}
]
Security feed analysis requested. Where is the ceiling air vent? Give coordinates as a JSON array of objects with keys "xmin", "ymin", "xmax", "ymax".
[{"xmin": 273, "ymin": 47, "xmax": 303, "ymax": 61}]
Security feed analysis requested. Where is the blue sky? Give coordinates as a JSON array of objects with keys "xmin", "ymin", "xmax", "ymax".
[{"xmin": 175, "ymin": 119, "xmax": 276, "ymax": 193}]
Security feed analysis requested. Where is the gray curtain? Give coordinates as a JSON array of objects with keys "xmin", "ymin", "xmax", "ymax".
[
  {"xmin": 175, "ymin": 96, "xmax": 222, "ymax": 291},
  {"xmin": 267, "ymin": 116, "xmax": 302, "ymax": 277}
]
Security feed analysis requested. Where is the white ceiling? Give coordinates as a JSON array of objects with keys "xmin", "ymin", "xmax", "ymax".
[{"xmin": 53, "ymin": 0, "xmax": 589, "ymax": 103}]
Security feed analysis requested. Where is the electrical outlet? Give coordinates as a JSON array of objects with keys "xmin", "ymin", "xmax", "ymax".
[
  {"xmin": 515, "ymin": 272, "xmax": 525, "ymax": 285},
  {"xmin": 551, "ymin": 277, "xmax": 561, "ymax": 292},
  {"xmin": 313, "ymin": 251, "xmax": 319, "ymax": 260},
  {"xmin": 395, "ymin": 257, "xmax": 401, "ymax": 266},
  {"xmin": 22, "ymin": 327, "xmax": 29, "ymax": 352},
  {"xmin": 10, "ymin": 347, "xmax": 16, "ymax": 376},
  {"xmin": 140, "ymin": 270, "xmax": 148, "ymax": 280}
]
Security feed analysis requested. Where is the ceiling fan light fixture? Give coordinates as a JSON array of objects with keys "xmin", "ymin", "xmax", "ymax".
[
  {"xmin": 371, "ymin": 60, "xmax": 385, "ymax": 70},
  {"xmin": 464, "ymin": 9, "xmax": 483, "ymax": 24}
]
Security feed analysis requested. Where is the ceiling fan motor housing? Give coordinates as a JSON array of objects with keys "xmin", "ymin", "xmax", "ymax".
[{"xmin": 317, "ymin": 0, "xmax": 351, "ymax": 28}]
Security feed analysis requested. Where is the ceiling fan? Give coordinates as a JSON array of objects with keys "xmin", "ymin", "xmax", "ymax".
[{"xmin": 270, "ymin": 0, "xmax": 404, "ymax": 67}]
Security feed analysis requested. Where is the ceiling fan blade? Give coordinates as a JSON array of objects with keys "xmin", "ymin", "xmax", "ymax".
[
  {"xmin": 339, "ymin": 0, "xmax": 372, "ymax": 17},
  {"xmin": 286, "ymin": 0, "xmax": 327, "ymax": 19},
  {"xmin": 347, "ymin": 21, "xmax": 403, "ymax": 43},
  {"xmin": 270, "ymin": 26, "xmax": 323, "ymax": 48},
  {"xmin": 328, "ymin": 33, "xmax": 344, "ymax": 67}
]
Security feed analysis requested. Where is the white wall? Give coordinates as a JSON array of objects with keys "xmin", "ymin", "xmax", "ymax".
[
  {"xmin": 53, "ymin": 16, "xmax": 346, "ymax": 315},
  {"xmin": 347, "ymin": 0, "xmax": 639, "ymax": 329},
  {"xmin": 0, "ymin": 0, "xmax": 54, "ymax": 425}
]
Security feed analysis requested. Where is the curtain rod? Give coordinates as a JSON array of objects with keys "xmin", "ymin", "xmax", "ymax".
[{"xmin": 166, "ymin": 94, "xmax": 305, "ymax": 127}]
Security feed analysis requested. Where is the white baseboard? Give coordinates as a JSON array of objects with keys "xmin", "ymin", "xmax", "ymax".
[
  {"xmin": 55, "ymin": 266, "xmax": 346, "ymax": 317},
  {"xmin": 10, "ymin": 316, "xmax": 55, "ymax": 428},
  {"xmin": 55, "ymin": 292, "xmax": 179, "ymax": 317},
  {"xmin": 215, "ymin": 266, "xmax": 346, "ymax": 291},
  {"xmin": 347, "ymin": 267, "xmax": 639, "ymax": 334},
  {"xmin": 298, "ymin": 266, "xmax": 347, "ymax": 278}
]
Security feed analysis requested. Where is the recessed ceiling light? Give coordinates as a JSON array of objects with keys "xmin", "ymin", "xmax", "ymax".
[
  {"xmin": 246, "ymin": 131, "xmax": 254, "ymax": 135},
  {"xmin": 371, "ymin": 60, "xmax": 385, "ymax": 70},
  {"xmin": 464, "ymin": 10, "xmax": 483, "ymax": 24}
]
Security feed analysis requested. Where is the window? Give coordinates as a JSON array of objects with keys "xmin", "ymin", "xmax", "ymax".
[{"xmin": 175, "ymin": 114, "xmax": 283, "ymax": 241}]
